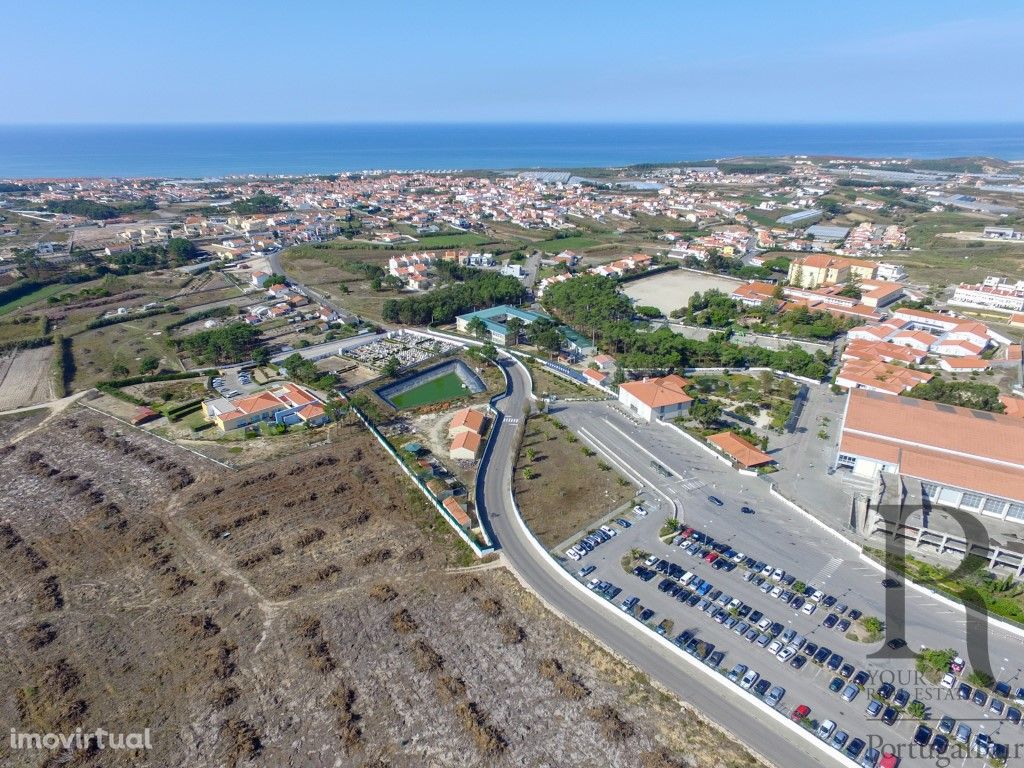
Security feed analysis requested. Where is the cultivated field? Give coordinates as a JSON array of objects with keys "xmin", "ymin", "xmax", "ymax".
[
  {"xmin": 0, "ymin": 346, "xmax": 53, "ymax": 410},
  {"xmin": 622, "ymin": 269, "xmax": 744, "ymax": 315},
  {"xmin": 0, "ymin": 411, "xmax": 758, "ymax": 768},
  {"xmin": 514, "ymin": 414, "xmax": 636, "ymax": 549}
]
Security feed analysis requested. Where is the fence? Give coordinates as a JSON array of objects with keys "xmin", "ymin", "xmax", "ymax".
[{"xmin": 347, "ymin": 401, "xmax": 494, "ymax": 558}]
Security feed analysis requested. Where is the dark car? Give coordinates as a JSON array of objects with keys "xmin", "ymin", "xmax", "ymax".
[
  {"xmin": 847, "ymin": 609, "xmax": 862, "ymax": 621},
  {"xmin": 839, "ymin": 663, "xmax": 855, "ymax": 679},
  {"xmin": 1006, "ymin": 706, "xmax": 1021, "ymax": 725},
  {"xmin": 957, "ymin": 682, "xmax": 971, "ymax": 700},
  {"xmin": 823, "ymin": 613, "xmax": 839, "ymax": 628},
  {"xmin": 931, "ymin": 734, "xmax": 948, "ymax": 755},
  {"xmin": 893, "ymin": 688, "xmax": 910, "ymax": 708},
  {"xmin": 845, "ymin": 738, "xmax": 866, "ymax": 760},
  {"xmin": 708, "ymin": 495, "xmax": 724, "ymax": 507},
  {"xmin": 886, "ymin": 638, "xmax": 906, "ymax": 650},
  {"xmin": 753, "ymin": 678, "xmax": 772, "ymax": 697},
  {"xmin": 674, "ymin": 630, "xmax": 695, "ymax": 647},
  {"xmin": 836, "ymin": 619, "xmax": 851, "ymax": 632},
  {"xmin": 913, "ymin": 725, "xmax": 932, "ymax": 747},
  {"xmin": 991, "ymin": 743, "xmax": 1009, "ymax": 762},
  {"xmin": 853, "ymin": 670, "xmax": 870, "ymax": 687},
  {"xmin": 706, "ymin": 650, "xmax": 725, "ymax": 669},
  {"xmin": 639, "ymin": 608, "xmax": 655, "ymax": 622},
  {"xmin": 995, "ymin": 680, "xmax": 1012, "ymax": 698},
  {"xmin": 822, "ymin": 595, "xmax": 837, "ymax": 607},
  {"xmin": 736, "ymin": 604, "xmax": 751, "ymax": 619},
  {"xmin": 803, "ymin": 642, "xmax": 818, "ymax": 658},
  {"xmin": 826, "ymin": 653, "xmax": 844, "ymax": 671},
  {"xmin": 769, "ymin": 622, "xmax": 784, "ymax": 636},
  {"xmin": 881, "ymin": 706, "xmax": 898, "ymax": 726},
  {"xmin": 972, "ymin": 688, "xmax": 988, "ymax": 707},
  {"xmin": 813, "ymin": 647, "xmax": 832, "ymax": 665},
  {"xmin": 791, "ymin": 597, "xmax": 805, "ymax": 611},
  {"xmin": 878, "ymin": 682, "xmax": 895, "ymax": 700},
  {"xmin": 882, "ymin": 578, "xmax": 901, "ymax": 589},
  {"xmin": 829, "ymin": 676, "xmax": 845, "ymax": 693},
  {"xmin": 740, "ymin": 505, "xmax": 755, "ymax": 514},
  {"xmin": 790, "ymin": 655, "xmax": 807, "ymax": 670}
]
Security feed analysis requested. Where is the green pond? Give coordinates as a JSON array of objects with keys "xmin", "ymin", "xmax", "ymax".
[{"xmin": 388, "ymin": 371, "xmax": 473, "ymax": 409}]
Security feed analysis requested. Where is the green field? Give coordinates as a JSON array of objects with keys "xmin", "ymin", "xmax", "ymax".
[
  {"xmin": 0, "ymin": 284, "xmax": 68, "ymax": 316},
  {"xmin": 387, "ymin": 371, "xmax": 472, "ymax": 409},
  {"xmin": 536, "ymin": 236, "xmax": 601, "ymax": 253},
  {"xmin": 411, "ymin": 233, "xmax": 492, "ymax": 249}
]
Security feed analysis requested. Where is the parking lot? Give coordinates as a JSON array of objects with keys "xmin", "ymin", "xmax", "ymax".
[{"xmin": 561, "ymin": 507, "xmax": 1021, "ymax": 766}]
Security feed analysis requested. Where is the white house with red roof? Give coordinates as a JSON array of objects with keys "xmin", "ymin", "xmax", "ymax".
[{"xmin": 617, "ymin": 374, "xmax": 692, "ymax": 422}]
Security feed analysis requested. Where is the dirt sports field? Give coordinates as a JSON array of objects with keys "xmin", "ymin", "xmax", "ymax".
[
  {"xmin": 0, "ymin": 346, "xmax": 53, "ymax": 410},
  {"xmin": 622, "ymin": 269, "xmax": 744, "ymax": 316},
  {"xmin": 0, "ymin": 409, "xmax": 759, "ymax": 768}
]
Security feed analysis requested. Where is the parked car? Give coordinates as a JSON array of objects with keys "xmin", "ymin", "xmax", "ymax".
[
  {"xmin": 830, "ymin": 730, "xmax": 848, "ymax": 750},
  {"xmin": 957, "ymin": 682, "xmax": 971, "ymax": 700},
  {"xmin": 865, "ymin": 699, "xmax": 882, "ymax": 718},
  {"xmin": 765, "ymin": 685, "xmax": 785, "ymax": 707},
  {"xmin": 790, "ymin": 704, "xmax": 810, "ymax": 722},
  {"xmin": 859, "ymin": 747, "xmax": 880, "ymax": 768},
  {"xmin": 708, "ymin": 495, "xmax": 724, "ymax": 506},
  {"xmin": 937, "ymin": 715, "xmax": 955, "ymax": 735},
  {"xmin": 740, "ymin": 669, "xmax": 759, "ymax": 690},
  {"xmin": 727, "ymin": 664, "xmax": 748, "ymax": 683},
  {"xmin": 954, "ymin": 723, "xmax": 971, "ymax": 745},
  {"xmin": 913, "ymin": 725, "xmax": 932, "ymax": 747},
  {"xmin": 740, "ymin": 505, "xmax": 755, "ymax": 514},
  {"xmin": 881, "ymin": 706, "xmax": 898, "ymax": 726},
  {"xmin": 753, "ymin": 678, "xmax": 772, "ymax": 698},
  {"xmin": 828, "ymin": 677, "xmax": 844, "ymax": 693},
  {"xmin": 845, "ymin": 738, "xmax": 866, "ymax": 760},
  {"xmin": 577, "ymin": 565, "xmax": 595, "ymax": 579},
  {"xmin": 841, "ymin": 684, "xmax": 859, "ymax": 702},
  {"xmin": 816, "ymin": 719, "xmax": 836, "ymax": 740},
  {"xmin": 893, "ymin": 688, "xmax": 910, "ymax": 708},
  {"xmin": 931, "ymin": 734, "xmax": 948, "ymax": 755}
]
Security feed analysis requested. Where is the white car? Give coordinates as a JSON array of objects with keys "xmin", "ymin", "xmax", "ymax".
[
  {"xmin": 565, "ymin": 548, "xmax": 581, "ymax": 561},
  {"xmin": 810, "ymin": 589, "xmax": 824, "ymax": 603},
  {"xmin": 776, "ymin": 647, "xmax": 796, "ymax": 663},
  {"xmin": 644, "ymin": 555, "xmax": 658, "ymax": 567},
  {"xmin": 740, "ymin": 669, "xmax": 760, "ymax": 690},
  {"xmin": 633, "ymin": 505, "xmax": 648, "ymax": 517},
  {"xmin": 770, "ymin": 586, "xmax": 783, "ymax": 598},
  {"xmin": 771, "ymin": 568, "xmax": 785, "ymax": 582},
  {"xmin": 727, "ymin": 598, "xmax": 742, "ymax": 611},
  {"xmin": 587, "ymin": 578, "xmax": 601, "ymax": 590},
  {"xmin": 600, "ymin": 525, "xmax": 617, "ymax": 537},
  {"xmin": 940, "ymin": 673, "xmax": 956, "ymax": 689},
  {"xmin": 816, "ymin": 719, "xmax": 836, "ymax": 741},
  {"xmin": 767, "ymin": 640, "xmax": 784, "ymax": 655},
  {"xmin": 801, "ymin": 603, "xmax": 817, "ymax": 616},
  {"xmin": 731, "ymin": 551, "xmax": 745, "ymax": 563},
  {"xmin": 760, "ymin": 564, "xmax": 773, "ymax": 576},
  {"xmin": 757, "ymin": 617, "xmax": 772, "ymax": 632}
]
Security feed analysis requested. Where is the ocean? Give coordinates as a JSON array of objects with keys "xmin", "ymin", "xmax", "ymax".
[{"xmin": 0, "ymin": 123, "xmax": 1023, "ymax": 179}]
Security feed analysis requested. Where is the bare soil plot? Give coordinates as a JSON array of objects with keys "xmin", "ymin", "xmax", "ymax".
[
  {"xmin": 514, "ymin": 414, "xmax": 636, "ymax": 548},
  {"xmin": 0, "ymin": 412, "xmax": 758, "ymax": 768},
  {"xmin": 0, "ymin": 346, "xmax": 53, "ymax": 410},
  {"xmin": 622, "ymin": 269, "xmax": 743, "ymax": 316}
]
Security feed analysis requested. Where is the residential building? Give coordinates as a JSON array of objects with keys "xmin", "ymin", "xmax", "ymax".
[
  {"xmin": 617, "ymin": 374, "xmax": 692, "ymax": 422},
  {"xmin": 202, "ymin": 382, "xmax": 327, "ymax": 432},
  {"xmin": 787, "ymin": 254, "xmax": 878, "ymax": 288},
  {"xmin": 835, "ymin": 389, "xmax": 1024, "ymax": 523},
  {"xmin": 835, "ymin": 358, "xmax": 932, "ymax": 396},
  {"xmin": 950, "ymin": 276, "xmax": 1024, "ymax": 313},
  {"xmin": 449, "ymin": 430, "xmax": 483, "ymax": 461},
  {"xmin": 448, "ymin": 407, "xmax": 486, "ymax": 438}
]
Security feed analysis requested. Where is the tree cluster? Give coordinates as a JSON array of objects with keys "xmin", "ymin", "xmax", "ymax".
[
  {"xmin": 178, "ymin": 323, "xmax": 263, "ymax": 364},
  {"xmin": 907, "ymin": 378, "xmax": 1005, "ymax": 413},
  {"xmin": 381, "ymin": 270, "xmax": 526, "ymax": 326}
]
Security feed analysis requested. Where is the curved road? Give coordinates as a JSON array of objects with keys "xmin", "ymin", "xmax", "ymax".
[{"xmin": 478, "ymin": 357, "xmax": 840, "ymax": 768}]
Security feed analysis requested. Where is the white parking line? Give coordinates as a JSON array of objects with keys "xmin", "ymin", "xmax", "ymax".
[{"xmin": 578, "ymin": 427, "xmax": 646, "ymax": 488}]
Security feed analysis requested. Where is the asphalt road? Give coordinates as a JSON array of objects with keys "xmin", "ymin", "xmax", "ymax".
[
  {"xmin": 552, "ymin": 401, "xmax": 1024, "ymax": 766},
  {"xmin": 478, "ymin": 359, "xmax": 848, "ymax": 768}
]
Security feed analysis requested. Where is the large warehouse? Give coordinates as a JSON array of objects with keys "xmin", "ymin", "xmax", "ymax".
[{"xmin": 835, "ymin": 388, "xmax": 1024, "ymax": 523}]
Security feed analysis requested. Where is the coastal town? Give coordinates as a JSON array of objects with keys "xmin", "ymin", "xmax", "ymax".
[{"xmin": 3, "ymin": 154, "xmax": 1024, "ymax": 768}]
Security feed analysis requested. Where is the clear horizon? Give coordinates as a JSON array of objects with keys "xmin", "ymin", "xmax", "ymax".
[{"xmin": 4, "ymin": 1, "xmax": 1024, "ymax": 124}]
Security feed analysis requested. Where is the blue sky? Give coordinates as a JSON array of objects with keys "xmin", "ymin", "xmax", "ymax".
[{"xmin": 4, "ymin": 1, "xmax": 1024, "ymax": 124}]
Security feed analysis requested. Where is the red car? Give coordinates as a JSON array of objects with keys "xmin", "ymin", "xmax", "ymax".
[
  {"xmin": 704, "ymin": 552, "xmax": 719, "ymax": 563},
  {"xmin": 680, "ymin": 527, "xmax": 694, "ymax": 539},
  {"xmin": 790, "ymin": 704, "xmax": 810, "ymax": 722},
  {"xmin": 879, "ymin": 751, "xmax": 900, "ymax": 768}
]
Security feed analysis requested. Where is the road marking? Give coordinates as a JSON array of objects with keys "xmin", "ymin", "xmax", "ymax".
[
  {"xmin": 578, "ymin": 428, "xmax": 646, "ymax": 487},
  {"xmin": 504, "ymin": 417, "xmax": 519, "ymax": 424},
  {"xmin": 809, "ymin": 557, "xmax": 844, "ymax": 584}
]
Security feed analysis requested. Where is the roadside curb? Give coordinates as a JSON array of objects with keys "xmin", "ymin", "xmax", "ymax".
[{"xmin": 495, "ymin": 358, "xmax": 851, "ymax": 768}]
